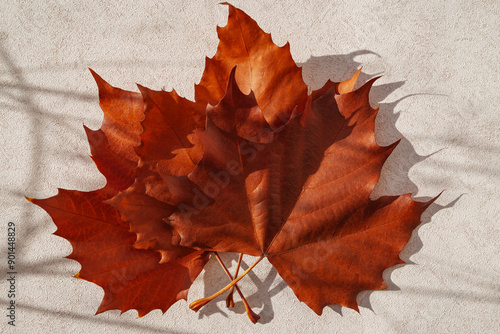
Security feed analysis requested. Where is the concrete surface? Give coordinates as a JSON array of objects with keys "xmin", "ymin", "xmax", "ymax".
[{"xmin": 1, "ymin": 0, "xmax": 499, "ymax": 333}]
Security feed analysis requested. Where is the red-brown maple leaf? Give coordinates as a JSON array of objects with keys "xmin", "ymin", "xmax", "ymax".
[
  {"xmin": 29, "ymin": 71, "xmax": 209, "ymax": 316},
  {"xmin": 28, "ymin": 3, "xmax": 437, "ymax": 321},
  {"xmin": 195, "ymin": 2, "xmax": 308, "ymax": 128},
  {"xmin": 168, "ymin": 66, "xmax": 436, "ymax": 314},
  {"xmin": 28, "ymin": 190, "xmax": 208, "ymax": 317}
]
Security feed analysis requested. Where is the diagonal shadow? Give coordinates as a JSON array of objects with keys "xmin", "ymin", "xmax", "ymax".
[
  {"xmin": 1, "ymin": 300, "xmax": 194, "ymax": 334},
  {"xmin": 1, "ymin": 33, "xmax": 95, "ymax": 257}
]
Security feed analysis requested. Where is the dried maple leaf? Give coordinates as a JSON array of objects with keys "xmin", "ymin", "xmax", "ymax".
[
  {"xmin": 28, "ymin": 3, "xmax": 437, "ymax": 322},
  {"xmin": 29, "ymin": 71, "xmax": 209, "ymax": 316},
  {"xmin": 28, "ymin": 190, "xmax": 208, "ymax": 317},
  {"xmin": 195, "ymin": 2, "xmax": 307, "ymax": 128},
  {"xmin": 169, "ymin": 66, "xmax": 436, "ymax": 314}
]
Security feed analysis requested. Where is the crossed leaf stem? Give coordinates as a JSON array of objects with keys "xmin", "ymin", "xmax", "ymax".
[
  {"xmin": 190, "ymin": 254, "xmax": 264, "ymax": 315},
  {"xmin": 226, "ymin": 253, "xmax": 243, "ymax": 307},
  {"xmin": 213, "ymin": 252, "xmax": 260, "ymax": 323}
]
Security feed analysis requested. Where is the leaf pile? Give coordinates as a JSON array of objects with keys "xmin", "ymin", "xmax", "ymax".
[{"xmin": 28, "ymin": 3, "xmax": 436, "ymax": 322}]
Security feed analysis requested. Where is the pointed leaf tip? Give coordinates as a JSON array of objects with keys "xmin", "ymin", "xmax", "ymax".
[
  {"xmin": 88, "ymin": 68, "xmax": 107, "ymax": 87},
  {"xmin": 224, "ymin": 65, "xmax": 250, "ymax": 101},
  {"xmin": 337, "ymin": 67, "xmax": 363, "ymax": 94},
  {"xmin": 136, "ymin": 83, "xmax": 148, "ymax": 96},
  {"xmin": 364, "ymin": 75, "xmax": 382, "ymax": 90}
]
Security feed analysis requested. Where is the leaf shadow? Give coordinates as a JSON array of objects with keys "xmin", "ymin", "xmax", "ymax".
[
  {"xmin": 239, "ymin": 261, "xmax": 288, "ymax": 324},
  {"xmin": 1, "ymin": 33, "xmax": 96, "ymax": 257},
  {"xmin": 196, "ymin": 254, "xmax": 233, "ymax": 319},
  {"xmin": 197, "ymin": 252, "xmax": 288, "ymax": 324},
  {"xmin": 299, "ymin": 50, "xmax": 380, "ymax": 90}
]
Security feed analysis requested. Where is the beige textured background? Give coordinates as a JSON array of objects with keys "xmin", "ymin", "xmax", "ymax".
[{"xmin": 1, "ymin": 0, "xmax": 499, "ymax": 333}]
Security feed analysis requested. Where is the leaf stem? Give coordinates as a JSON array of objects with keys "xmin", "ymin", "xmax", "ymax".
[
  {"xmin": 214, "ymin": 252, "xmax": 260, "ymax": 323},
  {"xmin": 226, "ymin": 253, "xmax": 243, "ymax": 308},
  {"xmin": 190, "ymin": 254, "xmax": 264, "ymax": 313}
]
